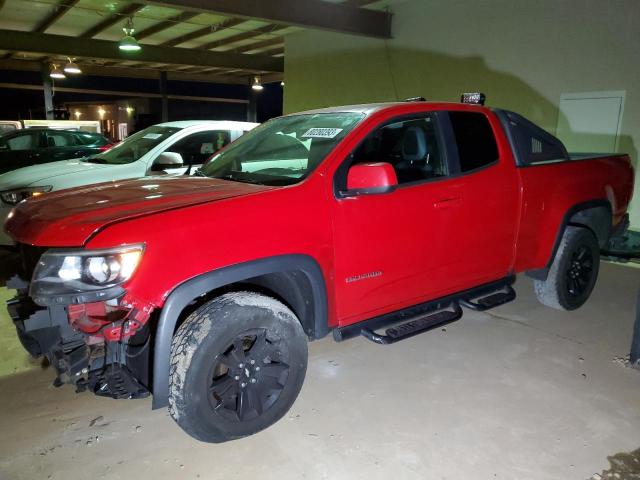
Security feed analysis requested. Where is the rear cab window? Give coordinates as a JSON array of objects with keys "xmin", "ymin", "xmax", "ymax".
[
  {"xmin": 448, "ymin": 111, "xmax": 499, "ymax": 173},
  {"xmin": 494, "ymin": 110, "xmax": 568, "ymax": 166}
]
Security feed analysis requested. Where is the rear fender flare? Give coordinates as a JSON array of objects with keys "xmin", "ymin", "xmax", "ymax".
[
  {"xmin": 151, "ymin": 254, "xmax": 328, "ymax": 409},
  {"xmin": 526, "ymin": 199, "xmax": 612, "ymax": 281}
]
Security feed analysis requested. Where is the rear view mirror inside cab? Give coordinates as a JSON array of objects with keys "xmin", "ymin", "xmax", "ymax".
[{"xmin": 344, "ymin": 162, "xmax": 398, "ymax": 196}]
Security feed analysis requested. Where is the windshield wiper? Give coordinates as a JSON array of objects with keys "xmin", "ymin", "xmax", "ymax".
[
  {"xmin": 215, "ymin": 174, "xmax": 264, "ymax": 185},
  {"xmin": 193, "ymin": 169, "xmax": 206, "ymax": 177}
]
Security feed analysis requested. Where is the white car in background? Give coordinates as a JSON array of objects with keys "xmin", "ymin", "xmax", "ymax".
[{"xmin": 0, "ymin": 120, "xmax": 258, "ymax": 246}]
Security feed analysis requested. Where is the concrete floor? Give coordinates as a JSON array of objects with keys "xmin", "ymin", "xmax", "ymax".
[{"xmin": 0, "ymin": 258, "xmax": 639, "ymax": 480}]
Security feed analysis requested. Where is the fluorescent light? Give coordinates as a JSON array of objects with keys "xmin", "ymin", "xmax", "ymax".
[
  {"xmin": 49, "ymin": 64, "xmax": 65, "ymax": 79},
  {"xmin": 64, "ymin": 58, "xmax": 82, "ymax": 74},
  {"xmin": 120, "ymin": 17, "xmax": 141, "ymax": 51},
  {"xmin": 251, "ymin": 76, "xmax": 264, "ymax": 91},
  {"xmin": 119, "ymin": 35, "xmax": 141, "ymax": 51}
]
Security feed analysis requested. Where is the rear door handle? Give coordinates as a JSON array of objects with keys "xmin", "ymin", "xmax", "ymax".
[{"xmin": 434, "ymin": 196, "xmax": 462, "ymax": 208}]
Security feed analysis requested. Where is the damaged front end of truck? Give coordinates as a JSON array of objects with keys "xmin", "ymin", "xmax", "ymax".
[{"xmin": 6, "ymin": 243, "xmax": 155, "ymax": 399}]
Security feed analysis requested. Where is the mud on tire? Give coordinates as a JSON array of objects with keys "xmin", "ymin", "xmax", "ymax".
[
  {"xmin": 534, "ymin": 226, "xmax": 600, "ymax": 311},
  {"xmin": 169, "ymin": 292, "xmax": 308, "ymax": 443}
]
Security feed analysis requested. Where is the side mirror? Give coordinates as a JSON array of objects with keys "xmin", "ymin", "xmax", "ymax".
[
  {"xmin": 152, "ymin": 152, "xmax": 183, "ymax": 171},
  {"xmin": 344, "ymin": 162, "xmax": 398, "ymax": 196}
]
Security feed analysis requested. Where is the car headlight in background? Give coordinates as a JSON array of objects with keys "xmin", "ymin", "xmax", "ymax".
[
  {"xmin": 0, "ymin": 186, "xmax": 53, "ymax": 205},
  {"xmin": 30, "ymin": 244, "xmax": 144, "ymax": 303}
]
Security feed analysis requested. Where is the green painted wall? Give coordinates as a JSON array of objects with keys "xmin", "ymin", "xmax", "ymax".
[
  {"xmin": 284, "ymin": 0, "xmax": 640, "ymax": 225},
  {"xmin": 0, "ymin": 287, "xmax": 38, "ymax": 376}
]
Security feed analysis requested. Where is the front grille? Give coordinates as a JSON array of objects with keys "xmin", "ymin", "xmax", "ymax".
[{"xmin": 17, "ymin": 243, "xmax": 47, "ymax": 280}]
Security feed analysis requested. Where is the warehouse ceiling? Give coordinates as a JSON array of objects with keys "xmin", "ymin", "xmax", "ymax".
[{"xmin": 0, "ymin": 0, "xmax": 392, "ymax": 85}]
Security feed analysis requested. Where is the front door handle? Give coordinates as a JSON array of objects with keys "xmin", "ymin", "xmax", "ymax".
[{"xmin": 434, "ymin": 196, "xmax": 462, "ymax": 208}]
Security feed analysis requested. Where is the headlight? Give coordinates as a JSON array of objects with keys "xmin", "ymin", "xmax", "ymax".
[
  {"xmin": 30, "ymin": 244, "xmax": 144, "ymax": 304},
  {"xmin": 1, "ymin": 186, "xmax": 53, "ymax": 205}
]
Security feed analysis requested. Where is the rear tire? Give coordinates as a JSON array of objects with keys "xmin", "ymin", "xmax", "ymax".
[
  {"xmin": 534, "ymin": 226, "xmax": 600, "ymax": 310},
  {"xmin": 169, "ymin": 292, "xmax": 308, "ymax": 443}
]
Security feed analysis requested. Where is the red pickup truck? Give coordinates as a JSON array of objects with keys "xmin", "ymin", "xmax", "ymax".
[{"xmin": 5, "ymin": 95, "xmax": 634, "ymax": 442}]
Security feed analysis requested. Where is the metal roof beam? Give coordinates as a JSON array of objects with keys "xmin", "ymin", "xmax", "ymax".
[
  {"xmin": 142, "ymin": 0, "xmax": 392, "ymax": 39},
  {"xmin": 0, "ymin": 58, "xmax": 281, "ymax": 84},
  {"xmin": 0, "ymin": 29, "xmax": 284, "ymax": 72}
]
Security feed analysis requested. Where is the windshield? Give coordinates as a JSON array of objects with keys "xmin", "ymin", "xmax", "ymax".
[
  {"xmin": 199, "ymin": 112, "xmax": 363, "ymax": 185},
  {"xmin": 84, "ymin": 126, "xmax": 180, "ymax": 165}
]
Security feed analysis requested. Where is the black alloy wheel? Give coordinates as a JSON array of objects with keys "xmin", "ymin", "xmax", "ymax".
[
  {"xmin": 565, "ymin": 245, "xmax": 594, "ymax": 298},
  {"xmin": 534, "ymin": 226, "xmax": 600, "ymax": 311},
  {"xmin": 208, "ymin": 328, "xmax": 290, "ymax": 421},
  {"xmin": 169, "ymin": 292, "xmax": 308, "ymax": 443}
]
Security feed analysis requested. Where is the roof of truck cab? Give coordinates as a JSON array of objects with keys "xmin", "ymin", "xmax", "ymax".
[
  {"xmin": 290, "ymin": 101, "xmax": 479, "ymax": 117},
  {"xmin": 154, "ymin": 120, "xmax": 259, "ymax": 129}
]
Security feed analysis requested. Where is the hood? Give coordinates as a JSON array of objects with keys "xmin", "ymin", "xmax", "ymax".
[
  {"xmin": 6, "ymin": 176, "xmax": 275, "ymax": 247},
  {"xmin": 0, "ymin": 159, "xmax": 112, "ymax": 190}
]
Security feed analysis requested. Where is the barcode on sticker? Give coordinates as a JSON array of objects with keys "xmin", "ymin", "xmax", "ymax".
[{"xmin": 302, "ymin": 128, "xmax": 343, "ymax": 139}]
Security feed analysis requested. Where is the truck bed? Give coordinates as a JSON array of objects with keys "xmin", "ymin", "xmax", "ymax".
[{"xmin": 568, "ymin": 152, "xmax": 627, "ymax": 161}]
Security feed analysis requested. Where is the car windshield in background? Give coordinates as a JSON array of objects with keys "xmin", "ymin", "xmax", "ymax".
[
  {"xmin": 199, "ymin": 113, "xmax": 364, "ymax": 186},
  {"xmin": 83, "ymin": 126, "xmax": 180, "ymax": 165}
]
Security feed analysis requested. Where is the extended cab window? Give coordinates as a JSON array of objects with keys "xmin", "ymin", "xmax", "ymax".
[
  {"xmin": 350, "ymin": 114, "xmax": 447, "ymax": 184},
  {"xmin": 449, "ymin": 111, "xmax": 498, "ymax": 172}
]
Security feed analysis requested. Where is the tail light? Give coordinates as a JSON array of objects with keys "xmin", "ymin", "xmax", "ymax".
[{"xmin": 99, "ymin": 144, "xmax": 114, "ymax": 152}]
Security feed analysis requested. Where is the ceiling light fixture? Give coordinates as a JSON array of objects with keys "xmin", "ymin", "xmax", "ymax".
[
  {"xmin": 64, "ymin": 57, "xmax": 82, "ymax": 74},
  {"xmin": 119, "ymin": 17, "xmax": 141, "ymax": 52},
  {"xmin": 251, "ymin": 75, "xmax": 264, "ymax": 92},
  {"xmin": 49, "ymin": 64, "xmax": 65, "ymax": 79}
]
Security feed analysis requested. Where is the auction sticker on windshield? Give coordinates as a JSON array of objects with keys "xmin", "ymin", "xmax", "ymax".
[{"xmin": 302, "ymin": 128, "xmax": 343, "ymax": 139}]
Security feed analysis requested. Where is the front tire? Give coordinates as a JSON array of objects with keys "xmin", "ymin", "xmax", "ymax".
[
  {"xmin": 169, "ymin": 292, "xmax": 308, "ymax": 442},
  {"xmin": 534, "ymin": 226, "xmax": 600, "ymax": 310}
]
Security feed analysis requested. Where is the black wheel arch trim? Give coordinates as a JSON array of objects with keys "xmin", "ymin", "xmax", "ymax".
[
  {"xmin": 526, "ymin": 199, "xmax": 611, "ymax": 281},
  {"xmin": 151, "ymin": 254, "xmax": 328, "ymax": 409}
]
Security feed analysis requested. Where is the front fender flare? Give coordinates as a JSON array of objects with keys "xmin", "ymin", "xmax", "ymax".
[{"xmin": 151, "ymin": 254, "xmax": 328, "ymax": 409}]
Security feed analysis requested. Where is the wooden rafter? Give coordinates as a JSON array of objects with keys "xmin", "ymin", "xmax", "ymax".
[
  {"xmin": 34, "ymin": 0, "xmax": 81, "ymax": 33},
  {"xmin": 80, "ymin": 3, "xmax": 145, "ymax": 38},
  {"xmin": 135, "ymin": 11, "xmax": 200, "ymax": 40},
  {"xmin": 199, "ymin": 24, "xmax": 286, "ymax": 51},
  {"xmin": 159, "ymin": 17, "xmax": 245, "ymax": 47},
  {"xmin": 0, "ymin": 29, "xmax": 284, "ymax": 72},
  {"xmin": 142, "ymin": 0, "xmax": 392, "ymax": 38},
  {"xmin": 235, "ymin": 37, "xmax": 283, "ymax": 53}
]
